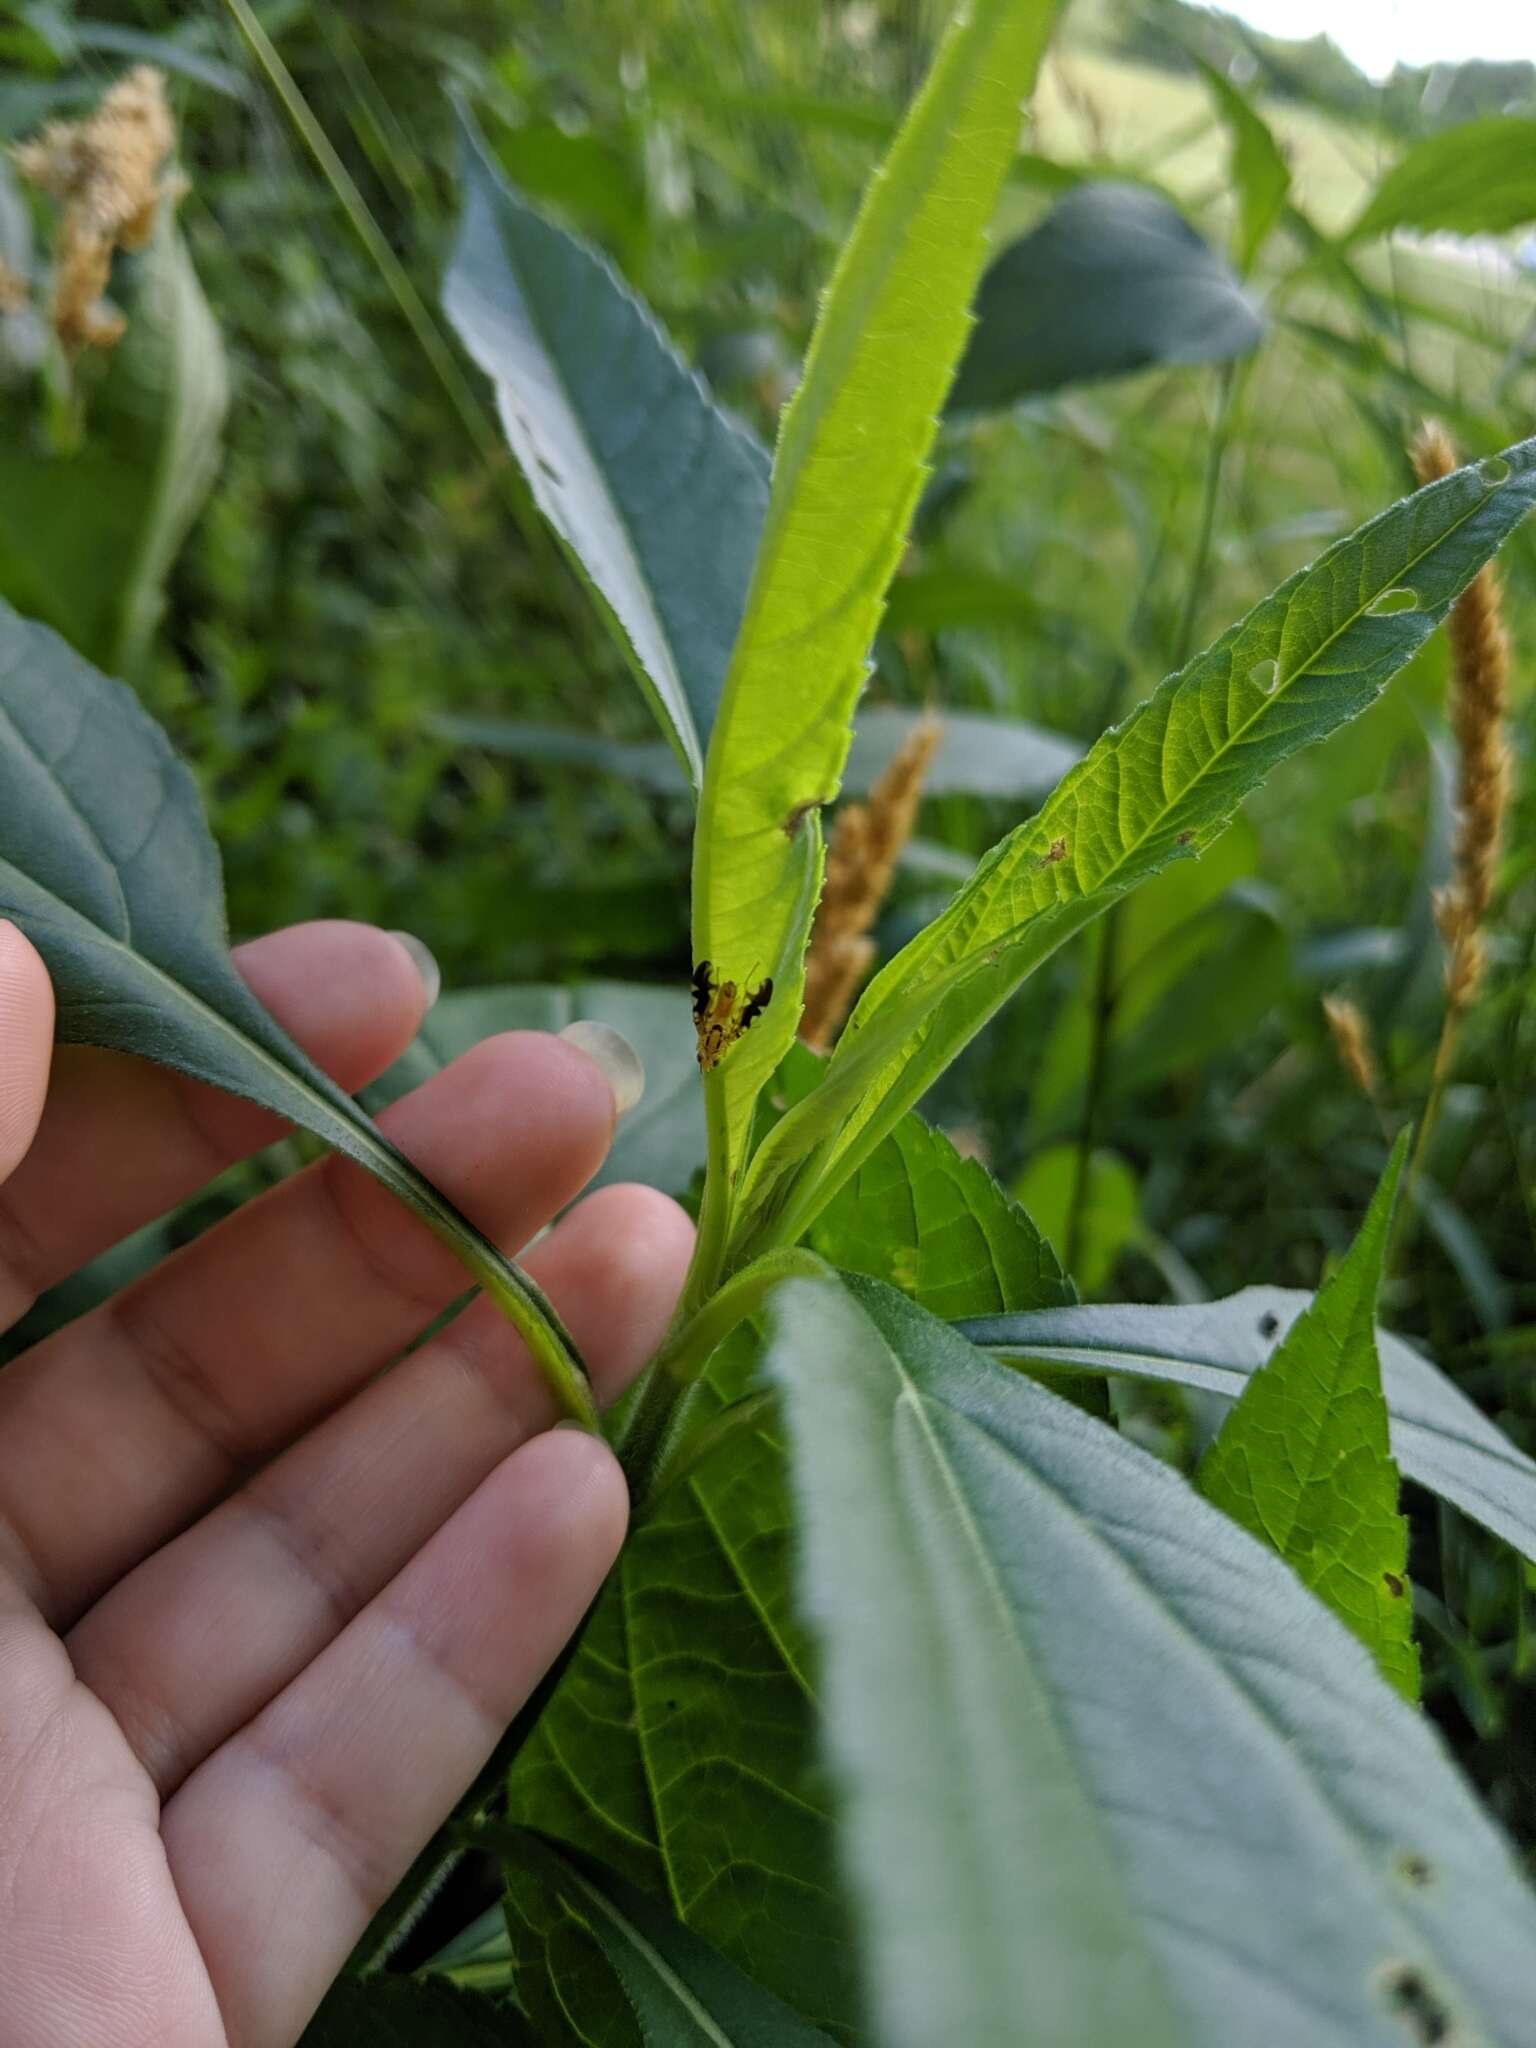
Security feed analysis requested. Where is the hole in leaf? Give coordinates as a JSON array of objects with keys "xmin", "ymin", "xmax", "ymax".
[
  {"xmin": 1368, "ymin": 587, "xmax": 1421, "ymax": 617},
  {"xmin": 1377, "ymin": 1961, "xmax": 1456, "ymax": 2045},
  {"xmin": 1249, "ymin": 658, "xmax": 1279, "ymax": 693},
  {"xmin": 1477, "ymin": 454, "xmax": 1511, "ymax": 488}
]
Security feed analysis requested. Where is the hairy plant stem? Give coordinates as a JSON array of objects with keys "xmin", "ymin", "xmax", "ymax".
[
  {"xmin": 617, "ymin": 1248, "xmax": 828, "ymax": 1508},
  {"xmin": 1065, "ymin": 364, "xmax": 1238, "ymax": 1274}
]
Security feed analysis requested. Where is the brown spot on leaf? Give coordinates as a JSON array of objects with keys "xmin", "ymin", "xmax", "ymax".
[
  {"xmin": 1038, "ymin": 836, "xmax": 1068, "ymax": 867},
  {"xmin": 1177, "ymin": 829, "xmax": 1197, "ymax": 847},
  {"xmin": 1377, "ymin": 1961, "xmax": 1457, "ymax": 2045},
  {"xmin": 1383, "ymin": 1571, "xmax": 1406, "ymax": 1599},
  {"xmin": 783, "ymin": 797, "xmax": 824, "ymax": 838},
  {"xmin": 1393, "ymin": 1852, "xmax": 1434, "ymax": 1889}
]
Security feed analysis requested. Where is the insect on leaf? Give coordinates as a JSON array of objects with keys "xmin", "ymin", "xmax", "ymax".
[
  {"xmin": 689, "ymin": 0, "xmax": 1066, "ymax": 1275},
  {"xmin": 732, "ymin": 435, "xmax": 1536, "ymax": 1266}
]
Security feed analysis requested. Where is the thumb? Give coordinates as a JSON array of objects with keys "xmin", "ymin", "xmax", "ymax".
[{"xmin": 0, "ymin": 922, "xmax": 54, "ymax": 1185}]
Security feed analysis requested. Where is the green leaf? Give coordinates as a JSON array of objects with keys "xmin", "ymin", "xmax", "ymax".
[
  {"xmin": 960, "ymin": 1285, "xmax": 1536, "ymax": 1567},
  {"xmin": 735, "ymin": 435, "xmax": 1536, "ymax": 1265},
  {"xmin": 1199, "ymin": 1133, "xmax": 1418, "ymax": 1699},
  {"xmin": 365, "ymin": 982, "xmax": 704, "ymax": 1199},
  {"xmin": 1011, "ymin": 1144, "xmax": 1140, "ymax": 1297},
  {"xmin": 504, "ymin": 1356, "xmax": 857, "ymax": 2043},
  {"xmin": 769, "ymin": 1272, "xmax": 1536, "ymax": 2048},
  {"xmin": 690, "ymin": 0, "xmax": 1064, "ymax": 1270},
  {"xmin": 1194, "ymin": 58, "xmax": 1291, "ymax": 273},
  {"xmin": 1348, "ymin": 117, "xmax": 1536, "ymax": 243},
  {"xmin": 300, "ymin": 1974, "xmax": 532, "ymax": 2045},
  {"xmin": 108, "ymin": 215, "xmax": 230, "ymax": 672},
  {"xmin": 0, "ymin": 603, "xmax": 595, "ymax": 1424},
  {"xmin": 947, "ymin": 183, "xmax": 1265, "ymax": 411},
  {"xmin": 431, "ymin": 704, "xmax": 1080, "ymax": 805},
  {"xmin": 507, "ymin": 1835, "xmax": 839, "ymax": 2047},
  {"xmin": 0, "ymin": 214, "xmax": 228, "ymax": 672},
  {"xmin": 808, "ymin": 1113, "xmax": 1073, "ymax": 1318},
  {"xmin": 444, "ymin": 104, "xmax": 770, "ymax": 790}
]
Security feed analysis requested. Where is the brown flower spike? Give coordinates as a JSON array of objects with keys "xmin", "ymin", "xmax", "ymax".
[
  {"xmin": 13, "ymin": 65, "xmax": 183, "ymax": 356},
  {"xmin": 1411, "ymin": 420, "xmax": 1513, "ymax": 1012},
  {"xmin": 800, "ymin": 713, "xmax": 943, "ymax": 1053}
]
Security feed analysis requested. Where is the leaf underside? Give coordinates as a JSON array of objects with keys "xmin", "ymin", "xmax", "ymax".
[
  {"xmin": 962, "ymin": 1283, "xmax": 1536, "ymax": 1569},
  {"xmin": 771, "ymin": 1273, "xmax": 1536, "ymax": 2048},
  {"xmin": 444, "ymin": 106, "xmax": 769, "ymax": 790},
  {"xmin": 0, "ymin": 603, "xmax": 591, "ymax": 1418}
]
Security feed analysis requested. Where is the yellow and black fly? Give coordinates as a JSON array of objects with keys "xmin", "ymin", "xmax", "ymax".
[{"xmin": 691, "ymin": 961, "xmax": 773, "ymax": 1071}]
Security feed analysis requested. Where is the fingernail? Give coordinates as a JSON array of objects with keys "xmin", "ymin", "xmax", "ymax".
[
  {"xmin": 559, "ymin": 1019, "xmax": 645, "ymax": 1120},
  {"xmin": 389, "ymin": 931, "xmax": 441, "ymax": 1009}
]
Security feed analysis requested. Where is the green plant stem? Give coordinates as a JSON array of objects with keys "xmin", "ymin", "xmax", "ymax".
[
  {"xmin": 617, "ymin": 1248, "xmax": 827, "ymax": 1506},
  {"xmin": 1065, "ymin": 364, "xmax": 1238, "ymax": 1277}
]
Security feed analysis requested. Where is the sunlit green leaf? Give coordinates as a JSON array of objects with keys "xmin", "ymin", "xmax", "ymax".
[
  {"xmin": 690, "ymin": 0, "xmax": 1065, "ymax": 1276},
  {"xmin": 962, "ymin": 1284, "xmax": 1536, "ymax": 1566},
  {"xmin": 734, "ymin": 437, "xmax": 1536, "ymax": 1266},
  {"xmin": 947, "ymin": 183, "xmax": 1265, "ymax": 411},
  {"xmin": 1349, "ymin": 117, "xmax": 1536, "ymax": 243},
  {"xmin": 1194, "ymin": 58, "xmax": 1291, "ymax": 272},
  {"xmin": 445, "ymin": 105, "xmax": 770, "ymax": 790},
  {"xmin": 770, "ymin": 1272, "xmax": 1536, "ymax": 2048},
  {"xmin": 810, "ymin": 1113, "xmax": 1072, "ymax": 1317},
  {"xmin": 1200, "ymin": 1133, "xmax": 1419, "ymax": 1698},
  {"xmin": 0, "ymin": 604, "xmax": 594, "ymax": 1422}
]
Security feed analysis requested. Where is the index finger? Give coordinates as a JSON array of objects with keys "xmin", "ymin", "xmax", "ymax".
[
  {"xmin": 0, "ymin": 920, "xmax": 54, "ymax": 1186},
  {"xmin": 0, "ymin": 921, "xmax": 430, "ymax": 1329}
]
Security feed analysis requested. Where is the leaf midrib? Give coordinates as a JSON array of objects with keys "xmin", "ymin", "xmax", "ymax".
[
  {"xmin": 951, "ymin": 1387, "xmax": 1480, "ymax": 2012},
  {"xmin": 561, "ymin": 1858, "xmax": 739, "ymax": 2047},
  {"xmin": 867, "ymin": 470, "xmax": 1504, "ymax": 1022},
  {"xmin": 867, "ymin": 1319, "xmax": 1178, "ymax": 2026}
]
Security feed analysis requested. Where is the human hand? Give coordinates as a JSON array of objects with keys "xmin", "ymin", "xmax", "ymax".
[{"xmin": 0, "ymin": 919, "xmax": 692, "ymax": 2048}]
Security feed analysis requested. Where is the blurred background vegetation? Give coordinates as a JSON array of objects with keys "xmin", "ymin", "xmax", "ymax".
[{"xmin": 2, "ymin": 0, "xmax": 1535, "ymax": 1850}]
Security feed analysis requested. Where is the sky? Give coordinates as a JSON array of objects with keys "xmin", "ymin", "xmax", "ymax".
[{"xmin": 1226, "ymin": 0, "xmax": 1535, "ymax": 79}]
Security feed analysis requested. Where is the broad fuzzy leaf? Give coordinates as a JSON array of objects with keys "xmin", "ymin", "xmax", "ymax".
[
  {"xmin": 0, "ymin": 604, "xmax": 594, "ymax": 1422},
  {"xmin": 690, "ymin": 0, "xmax": 1064, "ymax": 1261},
  {"xmin": 1199, "ymin": 1134, "xmax": 1418, "ymax": 1698},
  {"xmin": 961, "ymin": 1284, "xmax": 1536, "ymax": 1566},
  {"xmin": 770, "ymin": 1273, "xmax": 1536, "ymax": 2048},
  {"xmin": 735, "ymin": 437, "xmax": 1536, "ymax": 1262},
  {"xmin": 947, "ymin": 183, "xmax": 1264, "ymax": 410},
  {"xmin": 444, "ymin": 106, "xmax": 770, "ymax": 789},
  {"xmin": 1348, "ymin": 117, "xmax": 1536, "ymax": 243},
  {"xmin": 508, "ymin": 1836, "xmax": 838, "ymax": 2047},
  {"xmin": 504, "ymin": 1108, "xmax": 1070, "ymax": 2040}
]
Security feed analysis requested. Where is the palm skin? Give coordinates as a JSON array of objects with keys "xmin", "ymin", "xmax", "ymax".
[{"xmin": 0, "ymin": 918, "xmax": 692, "ymax": 2048}]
